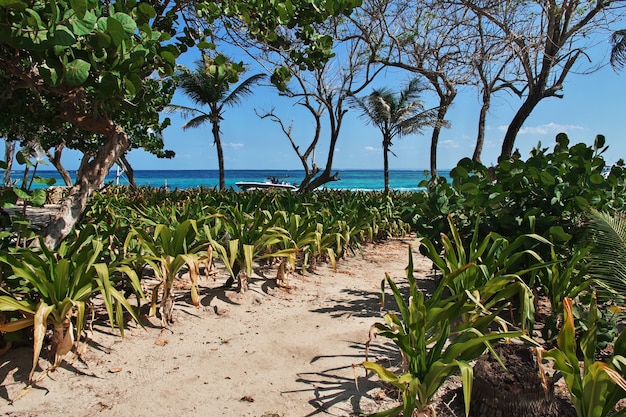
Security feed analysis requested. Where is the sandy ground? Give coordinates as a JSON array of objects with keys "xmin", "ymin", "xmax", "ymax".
[{"xmin": 1, "ymin": 236, "xmax": 469, "ymax": 417}]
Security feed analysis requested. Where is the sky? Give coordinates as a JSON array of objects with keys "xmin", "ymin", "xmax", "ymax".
[{"xmin": 55, "ymin": 32, "xmax": 626, "ymax": 172}]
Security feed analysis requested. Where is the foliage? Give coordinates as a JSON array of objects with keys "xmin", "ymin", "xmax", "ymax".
[
  {"xmin": 127, "ymin": 219, "xmax": 209, "ymax": 325},
  {"xmin": 586, "ymin": 209, "xmax": 626, "ymax": 300},
  {"xmin": 0, "ymin": 225, "xmax": 142, "ymax": 382},
  {"xmin": 418, "ymin": 215, "xmax": 545, "ymax": 332},
  {"xmin": 364, "ymin": 247, "xmax": 523, "ymax": 416},
  {"xmin": 540, "ymin": 297, "xmax": 626, "ymax": 417},
  {"xmin": 409, "ymin": 135, "xmax": 626, "ymax": 257}
]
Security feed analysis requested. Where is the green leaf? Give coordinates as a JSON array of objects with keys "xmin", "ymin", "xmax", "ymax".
[
  {"xmin": 0, "ymin": 0, "xmax": 27, "ymax": 9},
  {"xmin": 548, "ymin": 226, "xmax": 572, "ymax": 242},
  {"xmin": 70, "ymin": 10, "xmax": 97, "ymax": 35},
  {"xmin": 590, "ymin": 173, "xmax": 605, "ymax": 185},
  {"xmin": 138, "ymin": 2, "xmax": 156, "ymax": 17},
  {"xmin": 70, "ymin": 0, "xmax": 87, "ymax": 20},
  {"xmin": 33, "ymin": 176, "xmax": 56, "ymax": 186},
  {"xmin": 113, "ymin": 12, "xmax": 137, "ymax": 35},
  {"xmin": 106, "ymin": 16, "xmax": 124, "ymax": 46},
  {"xmin": 64, "ymin": 58, "xmax": 91, "ymax": 85},
  {"xmin": 30, "ymin": 189, "xmax": 47, "ymax": 206},
  {"xmin": 52, "ymin": 25, "xmax": 76, "ymax": 46}
]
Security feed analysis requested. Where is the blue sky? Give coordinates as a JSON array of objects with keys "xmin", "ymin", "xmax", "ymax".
[{"xmin": 57, "ymin": 37, "xmax": 626, "ymax": 172}]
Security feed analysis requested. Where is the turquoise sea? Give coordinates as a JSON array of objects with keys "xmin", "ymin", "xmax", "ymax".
[{"xmin": 16, "ymin": 169, "xmax": 453, "ymax": 192}]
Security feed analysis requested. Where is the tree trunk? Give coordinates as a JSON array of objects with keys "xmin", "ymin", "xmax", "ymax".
[
  {"xmin": 300, "ymin": 111, "xmax": 345, "ymax": 192},
  {"xmin": 500, "ymin": 93, "xmax": 543, "ymax": 159},
  {"xmin": 470, "ymin": 344, "xmax": 565, "ymax": 417},
  {"xmin": 47, "ymin": 144, "xmax": 73, "ymax": 186},
  {"xmin": 4, "ymin": 140, "xmax": 15, "ymax": 187},
  {"xmin": 473, "ymin": 93, "xmax": 490, "ymax": 163},
  {"xmin": 41, "ymin": 125, "xmax": 130, "ymax": 249},
  {"xmin": 429, "ymin": 127, "xmax": 440, "ymax": 179},
  {"xmin": 118, "ymin": 154, "xmax": 137, "ymax": 189},
  {"xmin": 212, "ymin": 122, "xmax": 225, "ymax": 191},
  {"xmin": 429, "ymin": 100, "xmax": 453, "ymax": 180},
  {"xmin": 383, "ymin": 141, "xmax": 390, "ymax": 193}
]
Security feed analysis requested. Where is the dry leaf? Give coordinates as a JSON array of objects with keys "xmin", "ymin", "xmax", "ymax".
[{"xmin": 109, "ymin": 367, "xmax": 123, "ymax": 373}]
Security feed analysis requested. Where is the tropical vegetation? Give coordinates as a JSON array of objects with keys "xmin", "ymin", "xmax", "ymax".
[
  {"xmin": 2, "ymin": 0, "xmax": 626, "ymax": 415},
  {"xmin": 0, "ymin": 135, "xmax": 624, "ymax": 416}
]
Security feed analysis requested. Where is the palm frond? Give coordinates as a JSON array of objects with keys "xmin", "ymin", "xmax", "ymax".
[
  {"xmin": 611, "ymin": 29, "xmax": 626, "ymax": 69},
  {"xmin": 587, "ymin": 209, "xmax": 626, "ymax": 296},
  {"xmin": 181, "ymin": 114, "xmax": 212, "ymax": 130},
  {"xmin": 222, "ymin": 73, "xmax": 267, "ymax": 108},
  {"xmin": 163, "ymin": 104, "xmax": 207, "ymax": 119}
]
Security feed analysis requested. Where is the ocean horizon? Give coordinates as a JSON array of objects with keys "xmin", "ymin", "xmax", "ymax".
[{"xmin": 12, "ymin": 169, "xmax": 453, "ymax": 192}]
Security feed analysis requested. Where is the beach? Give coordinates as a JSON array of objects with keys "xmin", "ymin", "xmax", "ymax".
[{"xmin": 0, "ymin": 237, "xmax": 468, "ymax": 417}]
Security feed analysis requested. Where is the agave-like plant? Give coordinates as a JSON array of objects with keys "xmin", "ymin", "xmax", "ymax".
[
  {"xmin": 418, "ymin": 215, "xmax": 547, "ymax": 332},
  {"xmin": 539, "ymin": 296, "xmax": 626, "ymax": 417},
  {"xmin": 364, "ymin": 247, "xmax": 523, "ymax": 417},
  {"xmin": 0, "ymin": 225, "xmax": 143, "ymax": 383},
  {"xmin": 127, "ymin": 219, "xmax": 210, "ymax": 325}
]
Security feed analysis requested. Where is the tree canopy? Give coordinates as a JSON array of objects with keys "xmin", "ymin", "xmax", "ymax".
[{"xmin": 0, "ymin": 0, "xmax": 362, "ymax": 247}]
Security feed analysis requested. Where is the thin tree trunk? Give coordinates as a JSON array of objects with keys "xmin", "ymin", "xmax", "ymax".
[
  {"xmin": 118, "ymin": 154, "xmax": 137, "ymax": 189},
  {"xmin": 46, "ymin": 144, "xmax": 73, "ymax": 186},
  {"xmin": 212, "ymin": 122, "xmax": 225, "ymax": 191},
  {"xmin": 383, "ymin": 142, "xmax": 390, "ymax": 193},
  {"xmin": 430, "ymin": 127, "xmax": 440, "ymax": 179},
  {"xmin": 429, "ymin": 104, "xmax": 451, "ymax": 179},
  {"xmin": 4, "ymin": 140, "xmax": 15, "ymax": 187},
  {"xmin": 473, "ymin": 94, "xmax": 490, "ymax": 163}
]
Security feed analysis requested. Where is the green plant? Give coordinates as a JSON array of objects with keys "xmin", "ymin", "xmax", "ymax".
[
  {"xmin": 539, "ymin": 296, "xmax": 626, "ymax": 417},
  {"xmin": 0, "ymin": 225, "xmax": 142, "ymax": 382},
  {"xmin": 363, "ymin": 247, "xmax": 522, "ymax": 417},
  {"xmin": 586, "ymin": 209, "xmax": 626, "ymax": 301},
  {"xmin": 418, "ymin": 215, "xmax": 544, "ymax": 332},
  {"xmin": 128, "ymin": 219, "xmax": 208, "ymax": 324}
]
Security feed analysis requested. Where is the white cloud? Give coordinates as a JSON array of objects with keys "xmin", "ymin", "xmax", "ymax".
[
  {"xmin": 226, "ymin": 142, "xmax": 244, "ymax": 148},
  {"xmin": 440, "ymin": 140, "xmax": 460, "ymax": 148},
  {"xmin": 497, "ymin": 122, "xmax": 584, "ymax": 135},
  {"xmin": 364, "ymin": 146, "xmax": 379, "ymax": 152}
]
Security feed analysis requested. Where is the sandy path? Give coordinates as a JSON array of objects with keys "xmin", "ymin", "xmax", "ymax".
[{"xmin": 1, "ymin": 237, "xmax": 446, "ymax": 417}]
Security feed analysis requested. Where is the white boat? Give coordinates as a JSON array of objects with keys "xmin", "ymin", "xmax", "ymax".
[{"xmin": 236, "ymin": 176, "xmax": 298, "ymax": 191}]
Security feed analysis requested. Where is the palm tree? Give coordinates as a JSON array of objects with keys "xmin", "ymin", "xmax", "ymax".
[
  {"xmin": 349, "ymin": 79, "xmax": 446, "ymax": 192},
  {"xmin": 166, "ymin": 57, "xmax": 265, "ymax": 190}
]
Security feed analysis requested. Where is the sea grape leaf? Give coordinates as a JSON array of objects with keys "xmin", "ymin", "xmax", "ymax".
[
  {"xmin": 64, "ymin": 58, "xmax": 90, "ymax": 85},
  {"xmin": 70, "ymin": 0, "xmax": 87, "ymax": 20}
]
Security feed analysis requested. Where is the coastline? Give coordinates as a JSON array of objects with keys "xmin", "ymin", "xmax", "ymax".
[{"xmin": 9, "ymin": 169, "xmax": 452, "ymax": 191}]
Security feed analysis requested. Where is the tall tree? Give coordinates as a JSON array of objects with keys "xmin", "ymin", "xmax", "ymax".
[
  {"xmin": 166, "ymin": 57, "xmax": 265, "ymax": 190},
  {"xmin": 252, "ymin": 18, "xmax": 385, "ymax": 191},
  {"xmin": 354, "ymin": 0, "xmax": 469, "ymax": 178},
  {"xmin": 465, "ymin": 0, "xmax": 625, "ymax": 159},
  {"xmin": 349, "ymin": 79, "xmax": 444, "ymax": 192},
  {"xmin": 465, "ymin": 11, "xmax": 521, "ymax": 163}
]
